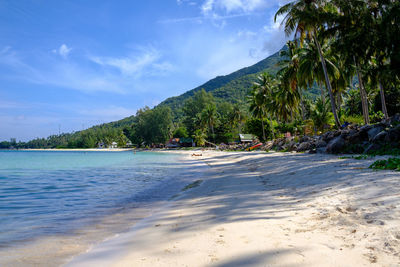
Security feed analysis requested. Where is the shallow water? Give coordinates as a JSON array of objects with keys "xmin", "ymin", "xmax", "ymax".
[{"xmin": 0, "ymin": 150, "xmax": 192, "ymax": 266}]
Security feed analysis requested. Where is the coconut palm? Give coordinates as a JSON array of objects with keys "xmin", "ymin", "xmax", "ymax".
[
  {"xmin": 249, "ymin": 87, "xmax": 268, "ymax": 141},
  {"xmin": 252, "ymin": 73, "xmax": 278, "ymax": 139},
  {"xmin": 201, "ymin": 104, "xmax": 217, "ymax": 142},
  {"xmin": 192, "ymin": 129, "xmax": 207, "ymax": 147},
  {"xmin": 327, "ymin": 0, "xmax": 374, "ymax": 124},
  {"xmin": 311, "ymin": 96, "xmax": 333, "ymax": 134},
  {"xmin": 275, "ymin": 0, "xmax": 341, "ymax": 128}
]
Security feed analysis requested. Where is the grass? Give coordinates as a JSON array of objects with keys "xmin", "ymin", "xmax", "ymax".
[
  {"xmin": 181, "ymin": 180, "xmax": 203, "ymax": 191},
  {"xmin": 369, "ymin": 158, "xmax": 400, "ymax": 171}
]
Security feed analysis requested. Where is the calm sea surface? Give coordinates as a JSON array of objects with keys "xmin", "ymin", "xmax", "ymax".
[{"xmin": 0, "ymin": 150, "xmax": 187, "ymax": 253}]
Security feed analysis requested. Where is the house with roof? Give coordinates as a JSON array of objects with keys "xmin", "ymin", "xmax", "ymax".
[{"xmin": 239, "ymin": 134, "xmax": 257, "ymax": 143}]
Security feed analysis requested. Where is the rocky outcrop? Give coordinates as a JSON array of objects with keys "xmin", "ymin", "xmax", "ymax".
[{"xmin": 217, "ymin": 114, "xmax": 399, "ymax": 155}]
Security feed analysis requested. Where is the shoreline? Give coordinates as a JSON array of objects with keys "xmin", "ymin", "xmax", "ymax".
[
  {"xmin": 66, "ymin": 151, "xmax": 400, "ymax": 266},
  {"xmin": 0, "ymin": 151, "xmax": 204, "ymax": 267}
]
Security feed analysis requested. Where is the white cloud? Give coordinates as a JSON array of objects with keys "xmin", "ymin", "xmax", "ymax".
[
  {"xmin": 53, "ymin": 44, "xmax": 72, "ymax": 59},
  {"xmin": 201, "ymin": 0, "xmax": 267, "ymax": 15}
]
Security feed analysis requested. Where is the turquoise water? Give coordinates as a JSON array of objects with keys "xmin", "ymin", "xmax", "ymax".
[{"xmin": 0, "ymin": 150, "xmax": 184, "ymax": 248}]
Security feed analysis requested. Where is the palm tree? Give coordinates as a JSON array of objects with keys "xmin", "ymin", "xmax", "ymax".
[
  {"xmin": 249, "ymin": 88, "xmax": 268, "ymax": 141},
  {"xmin": 277, "ymin": 41, "xmax": 306, "ymax": 120},
  {"xmin": 275, "ymin": 0, "xmax": 341, "ymax": 128},
  {"xmin": 201, "ymin": 104, "xmax": 217, "ymax": 142},
  {"xmin": 297, "ymin": 36, "xmax": 340, "ymax": 104},
  {"xmin": 251, "ymin": 73, "xmax": 278, "ymax": 140},
  {"xmin": 192, "ymin": 129, "xmax": 207, "ymax": 147},
  {"xmin": 311, "ymin": 96, "xmax": 333, "ymax": 134},
  {"xmin": 328, "ymin": 0, "xmax": 373, "ymax": 124},
  {"xmin": 232, "ymin": 104, "xmax": 244, "ymax": 134}
]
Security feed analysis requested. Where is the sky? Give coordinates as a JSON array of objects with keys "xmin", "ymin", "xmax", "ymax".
[{"xmin": 0, "ymin": 0, "xmax": 290, "ymax": 141}]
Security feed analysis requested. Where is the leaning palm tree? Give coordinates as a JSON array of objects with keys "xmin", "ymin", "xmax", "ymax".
[
  {"xmin": 275, "ymin": 0, "xmax": 341, "ymax": 128},
  {"xmin": 297, "ymin": 36, "xmax": 340, "ymax": 103}
]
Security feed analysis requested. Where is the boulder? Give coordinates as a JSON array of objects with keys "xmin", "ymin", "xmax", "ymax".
[
  {"xmin": 364, "ymin": 143, "xmax": 383, "ymax": 154},
  {"xmin": 299, "ymin": 136, "xmax": 310, "ymax": 143},
  {"xmin": 322, "ymin": 130, "xmax": 340, "ymax": 143},
  {"xmin": 264, "ymin": 141, "xmax": 274, "ymax": 151},
  {"xmin": 372, "ymin": 131, "xmax": 388, "ymax": 143},
  {"xmin": 315, "ymin": 140, "xmax": 327, "ymax": 148},
  {"xmin": 389, "ymin": 114, "xmax": 400, "ymax": 125},
  {"xmin": 385, "ymin": 125, "xmax": 400, "ymax": 143},
  {"xmin": 326, "ymin": 136, "xmax": 346, "ymax": 154},
  {"xmin": 367, "ymin": 126, "xmax": 384, "ymax": 141},
  {"xmin": 297, "ymin": 141, "xmax": 315, "ymax": 152}
]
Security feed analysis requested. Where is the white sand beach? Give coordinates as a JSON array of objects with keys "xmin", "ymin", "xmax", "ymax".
[{"xmin": 66, "ymin": 151, "xmax": 400, "ymax": 267}]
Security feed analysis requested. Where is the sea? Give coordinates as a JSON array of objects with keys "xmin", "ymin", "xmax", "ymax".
[{"xmin": 0, "ymin": 150, "xmax": 197, "ymax": 266}]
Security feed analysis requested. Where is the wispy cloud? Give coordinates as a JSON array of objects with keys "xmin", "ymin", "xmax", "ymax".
[
  {"xmin": 0, "ymin": 45, "xmax": 174, "ymax": 94},
  {"xmin": 89, "ymin": 47, "xmax": 173, "ymax": 78},
  {"xmin": 79, "ymin": 106, "xmax": 137, "ymax": 120}
]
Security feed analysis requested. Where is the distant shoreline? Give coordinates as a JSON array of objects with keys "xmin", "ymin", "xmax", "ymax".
[{"xmin": 4, "ymin": 148, "xmax": 135, "ymax": 152}]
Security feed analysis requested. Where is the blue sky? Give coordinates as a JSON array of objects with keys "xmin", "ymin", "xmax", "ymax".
[{"xmin": 0, "ymin": 0, "xmax": 290, "ymax": 141}]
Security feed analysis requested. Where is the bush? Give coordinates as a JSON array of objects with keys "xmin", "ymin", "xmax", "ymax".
[
  {"xmin": 341, "ymin": 115, "xmax": 364, "ymax": 125},
  {"xmin": 369, "ymin": 158, "xmax": 400, "ymax": 171}
]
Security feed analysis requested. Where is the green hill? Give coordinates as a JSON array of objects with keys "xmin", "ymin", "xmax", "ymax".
[{"xmin": 157, "ymin": 47, "xmax": 284, "ymax": 115}]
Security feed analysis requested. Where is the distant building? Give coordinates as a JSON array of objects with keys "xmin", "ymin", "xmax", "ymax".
[
  {"xmin": 125, "ymin": 141, "xmax": 133, "ymax": 148},
  {"xmin": 166, "ymin": 138, "xmax": 180, "ymax": 148},
  {"xmin": 239, "ymin": 134, "xmax": 256, "ymax": 143},
  {"xmin": 110, "ymin": 142, "xmax": 118, "ymax": 149},
  {"xmin": 179, "ymin": 137, "xmax": 195, "ymax": 147}
]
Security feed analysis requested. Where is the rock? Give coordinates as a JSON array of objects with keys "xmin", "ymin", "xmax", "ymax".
[
  {"xmin": 315, "ymin": 140, "xmax": 327, "ymax": 148},
  {"xmin": 309, "ymin": 148, "xmax": 317, "ymax": 154},
  {"xmin": 389, "ymin": 114, "xmax": 400, "ymax": 125},
  {"xmin": 264, "ymin": 141, "xmax": 274, "ymax": 150},
  {"xmin": 368, "ymin": 126, "xmax": 384, "ymax": 141},
  {"xmin": 286, "ymin": 141, "xmax": 297, "ymax": 151},
  {"xmin": 326, "ymin": 136, "xmax": 346, "ymax": 154},
  {"xmin": 299, "ymin": 136, "xmax": 310, "ymax": 143},
  {"xmin": 322, "ymin": 131, "xmax": 340, "ymax": 143},
  {"xmin": 297, "ymin": 141, "xmax": 314, "ymax": 152},
  {"xmin": 316, "ymin": 147, "xmax": 327, "ymax": 153},
  {"xmin": 372, "ymin": 131, "xmax": 388, "ymax": 143},
  {"xmin": 385, "ymin": 125, "xmax": 400, "ymax": 143},
  {"xmin": 364, "ymin": 143, "xmax": 383, "ymax": 154}
]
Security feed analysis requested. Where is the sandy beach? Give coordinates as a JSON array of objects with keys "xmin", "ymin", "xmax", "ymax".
[{"xmin": 66, "ymin": 151, "xmax": 400, "ymax": 267}]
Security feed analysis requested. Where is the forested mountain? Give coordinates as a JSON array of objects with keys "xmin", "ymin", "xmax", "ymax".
[{"xmin": 158, "ymin": 47, "xmax": 284, "ymax": 115}]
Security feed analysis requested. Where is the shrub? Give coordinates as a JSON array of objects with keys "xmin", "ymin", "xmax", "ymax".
[{"xmin": 369, "ymin": 158, "xmax": 400, "ymax": 171}]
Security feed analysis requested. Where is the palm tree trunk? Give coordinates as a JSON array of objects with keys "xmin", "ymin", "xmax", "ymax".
[
  {"xmin": 318, "ymin": 82, "xmax": 325, "ymax": 104},
  {"xmin": 261, "ymin": 119, "xmax": 266, "ymax": 141},
  {"xmin": 297, "ymin": 87, "xmax": 306, "ymax": 121},
  {"xmin": 269, "ymin": 117, "xmax": 275, "ymax": 139},
  {"xmin": 313, "ymin": 34, "xmax": 341, "ymax": 128},
  {"xmin": 353, "ymin": 56, "xmax": 370, "ymax": 124},
  {"xmin": 378, "ymin": 81, "xmax": 389, "ymax": 120}
]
